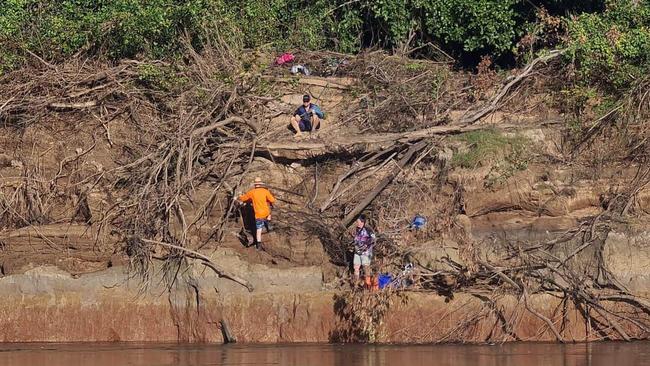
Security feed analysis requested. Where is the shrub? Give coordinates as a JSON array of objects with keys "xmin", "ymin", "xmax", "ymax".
[
  {"xmin": 565, "ymin": 0, "xmax": 650, "ymax": 93},
  {"xmin": 0, "ymin": 0, "xmax": 644, "ymax": 75}
]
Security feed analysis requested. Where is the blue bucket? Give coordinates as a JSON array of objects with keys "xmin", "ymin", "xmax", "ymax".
[{"xmin": 378, "ymin": 274, "xmax": 392, "ymax": 289}]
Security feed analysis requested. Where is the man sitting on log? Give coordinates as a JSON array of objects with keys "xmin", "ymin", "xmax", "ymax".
[
  {"xmin": 290, "ymin": 94, "xmax": 323, "ymax": 137},
  {"xmin": 237, "ymin": 177, "xmax": 276, "ymax": 250}
]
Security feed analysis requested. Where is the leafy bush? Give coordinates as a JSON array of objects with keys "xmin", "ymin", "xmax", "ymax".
[
  {"xmin": 0, "ymin": 0, "xmax": 334, "ymax": 68},
  {"xmin": 23, "ymin": 0, "xmax": 223, "ymax": 58},
  {"xmin": 414, "ymin": 0, "xmax": 521, "ymax": 54},
  {"xmin": 565, "ymin": 0, "xmax": 650, "ymax": 93},
  {"xmin": 0, "ymin": 0, "xmax": 642, "ymax": 75},
  {"xmin": 329, "ymin": 0, "xmax": 528, "ymax": 56}
]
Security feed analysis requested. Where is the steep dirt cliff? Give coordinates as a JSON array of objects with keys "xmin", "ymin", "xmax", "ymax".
[{"xmin": 1, "ymin": 50, "xmax": 649, "ymax": 343}]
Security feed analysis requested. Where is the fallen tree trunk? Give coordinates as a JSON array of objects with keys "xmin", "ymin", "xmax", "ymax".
[
  {"xmin": 459, "ymin": 49, "xmax": 565, "ymax": 125},
  {"xmin": 272, "ymin": 119, "xmax": 561, "ymax": 159},
  {"xmin": 259, "ymin": 124, "xmax": 485, "ymax": 159},
  {"xmin": 259, "ymin": 116, "xmax": 563, "ymax": 160},
  {"xmin": 320, "ymin": 148, "xmax": 398, "ymax": 212}
]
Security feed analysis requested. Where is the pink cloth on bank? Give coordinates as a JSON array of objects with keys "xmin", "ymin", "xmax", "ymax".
[{"xmin": 276, "ymin": 53, "xmax": 295, "ymax": 65}]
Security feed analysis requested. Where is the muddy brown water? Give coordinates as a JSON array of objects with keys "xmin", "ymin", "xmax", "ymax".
[{"xmin": 1, "ymin": 342, "xmax": 649, "ymax": 366}]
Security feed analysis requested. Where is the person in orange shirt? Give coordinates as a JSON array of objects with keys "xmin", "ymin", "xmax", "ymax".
[{"xmin": 237, "ymin": 177, "xmax": 276, "ymax": 250}]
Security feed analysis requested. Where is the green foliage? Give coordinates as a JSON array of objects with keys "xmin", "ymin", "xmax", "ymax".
[
  {"xmin": 0, "ymin": 0, "xmax": 29, "ymax": 72},
  {"xmin": 565, "ymin": 0, "xmax": 650, "ymax": 93},
  {"xmin": 414, "ymin": 0, "xmax": 520, "ymax": 54},
  {"xmin": 452, "ymin": 130, "xmax": 526, "ymax": 168},
  {"xmin": 405, "ymin": 62, "xmax": 426, "ymax": 72},
  {"xmin": 560, "ymin": 85, "xmax": 599, "ymax": 116},
  {"xmin": 0, "ymin": 0, "xmax": 224, "ymax": 63},
  {"xmin": 326, "ymin": 0, "xmax": 527, "ymax": 55},
  {"xmin": 0, "ymin": 0, "xmax": 646, "ymax": 79},
  {"xmin": 367, "ymin": 0, "xmax": 413, "ymax": 46},
  {"xmin": 535, "ymin": 0, "xmax": 605, "ymax": 14},
  {"xmin": 329, "ymin": 6, "xmax": 363, "ymax": 53},
  {"xmin": 0, "ymin": 0, "xmax": 28, "ymax": 39},
  {"xmin": 0, "ymin": 0, "xmax": 337, "ymax": 69}
]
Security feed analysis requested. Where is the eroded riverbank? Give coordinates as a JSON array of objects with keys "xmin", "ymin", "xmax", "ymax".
[{"xmin": 2, "ymin": 230, "xmax": 649, "ymax": 344}]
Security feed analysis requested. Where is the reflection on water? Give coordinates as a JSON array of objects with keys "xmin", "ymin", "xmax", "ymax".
[{"xmin": 1, "ymin": 342, "xmax": 649, "ymax": 366}]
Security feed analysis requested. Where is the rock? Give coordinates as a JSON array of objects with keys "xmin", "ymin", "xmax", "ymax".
[
  {"xmin": 263, "ymin": 231, "xmax": 329, "ymax": 266},
  {"xmin": 0, "ymin": 262, "xmax": 646, "ymax": 343},
  {"xmin": 282, "ymin": 94, "xmax": 314, "ymax": 106},
  {"xmin": 505, "ymin": 128, "xmax": 545, "ymax": 144},
  {"xmin": 321, "ymin": 263, "xmax": 339, "ymax": 284},
  {"xmin": 603, "ymin": 231, "xmax": 650, "ymax": 292},
  {"xmin": 23, "ymin": 265, "xmax": 73, "ymax": 278},
  {"xmin": 198, "ymin": 248, "xmax": 324, "ymax": 293}
]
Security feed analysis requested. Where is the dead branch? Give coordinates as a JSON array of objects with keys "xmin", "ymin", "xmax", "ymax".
[
  {"xmin": 461, "ymin": 49, "xmax": 565, "ymax": 125},
  {"xmin": 522, "ymin": 287, "xmax": 566, "ymax": 342},
  {"xmin": 191, "ymin": 116, "xmax": 259, "ymax": 137},
  {"xmin": 320, "ymin": 149, "xmax": 398, "ymax": 212},
  {"xmin": 142, "ymin": 239, "xmax": 254, "ymax": 292},
  {"xmin": 342, "ymin": 141, "xmax": 427, "ymax": 227},
  {"xmin": 48, "ymin": 100, "xmax": 98, "ymax": 110}
]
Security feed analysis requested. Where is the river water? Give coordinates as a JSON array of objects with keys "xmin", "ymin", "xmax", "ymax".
[{"xmin": 1, "ymin": 342, "xmax": 649, "ymax": 366}]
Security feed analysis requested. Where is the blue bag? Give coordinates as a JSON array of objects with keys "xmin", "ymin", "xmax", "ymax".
[
  {"xmin": 312, "ymin": 104, "xmax": 325, "ymax": 119},
  {"xmin": 410, "ymin": 214, "xmax": 427, "ymax": 230},
  {"xmin": 378, "ymin": 274, "xmax": 392, "ymax": 289}
]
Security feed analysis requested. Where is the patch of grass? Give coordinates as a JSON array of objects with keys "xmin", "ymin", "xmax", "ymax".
[
  {"xmin": 405, "ymin": 62, "xmax": 426, "ymax": 72},
  {"xmin": 452, "ymin": 130, "xmax": 531, "ymax": 188},
  {"xmin": 452, "ymin": 130, "xmax": 524, "ymax": 168}
]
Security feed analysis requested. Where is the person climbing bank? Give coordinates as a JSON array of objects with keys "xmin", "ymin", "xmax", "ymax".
[
  {"xmin": 290, "ymin": 94, "xmax": 323, "ymax": 137},
  {"xmin": 352, "ymin": 214, "xmax": 376, "ymax": 285},
  {"xmin": 237, "ymin": 177, "xmax": 276, "ymax": 250}
]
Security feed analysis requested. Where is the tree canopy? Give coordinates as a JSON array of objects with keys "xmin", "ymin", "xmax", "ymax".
[{"xmin": 1, "ymin": 0, "xmax": 648, "ymax": 87}]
